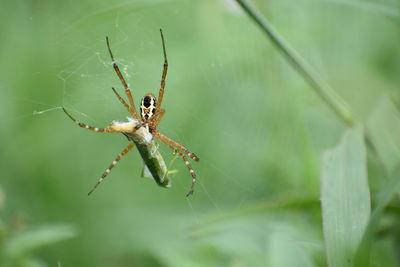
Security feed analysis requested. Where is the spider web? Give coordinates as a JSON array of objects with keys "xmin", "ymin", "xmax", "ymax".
[
  {"xmin": 45, "ymin": 28, "xmax": 259, "ymax": 209},
  {"xmin": 21, "ymin": 4, "xmax": 269, "ymax": 212},
  {"xmin": 31, "ymin": 23, "xmax": 228, "ymax": 202}
]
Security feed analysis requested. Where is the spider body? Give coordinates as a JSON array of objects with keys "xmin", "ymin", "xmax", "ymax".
[
  {"xmin": 140, "ymin": 93, "xmax": 157, "ymax": 121},
  {"xmin": 63, "ymin": 29, "xmax": 199, "ymax": 197}
]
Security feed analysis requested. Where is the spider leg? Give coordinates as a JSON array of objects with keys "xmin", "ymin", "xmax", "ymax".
[
  {"xmin": 152, "ymin": 109, "xmax": 165, "ymax": 128},
  {"xmin": 63, "ymin": 107, "xmax": 119, "ymax": 133},
  {"xmin": 111, "ymin": 87, "xmax": 137, "ymax": 118},
  {"xmin": 106, "ymin": 37, "xmax": 140, "ymax": 119},
  {"xmin": 88, "ymin": 142, "xmax": 135, "ymax": 195},
  {"xmin": 154, "ymin": 131, "xmax": 200, "ymax": 162},
  {"xmin": 155, "ymin": 134, "xmax": 196, "ymax": 196},
  {"xmin": 155, "ymin": 29, "xmax": 168, "ymax": 114},
  {"xmin": 134, "ymin": 122, "xmax": 147, "ymax": 131}
]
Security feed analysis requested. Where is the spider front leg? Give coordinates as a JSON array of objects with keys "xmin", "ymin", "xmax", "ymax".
[
  {"xmin": 88, "ymin": 143, "xmax": 135, "ymax": 195},
  {"xmin": 63, "ymin": 107, "xmax": 120, "ymax": 133},
  {"xmin": 155, "ymin": 29, "xmax": 168, "ymax": 114},
  {"xmin": 111, "ymin": 87, "xmax": 132, "ymax": 115},
  {"xmin": 106, "ymin": 37, "xmax": 140, "ymax": 120}
]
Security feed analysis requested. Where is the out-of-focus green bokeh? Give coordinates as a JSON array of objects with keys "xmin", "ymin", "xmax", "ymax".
[{"xmin": 1, "ymin": 0, "xmax": 399, "ymax": 266}]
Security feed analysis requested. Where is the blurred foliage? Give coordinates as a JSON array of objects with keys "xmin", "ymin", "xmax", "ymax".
[
  {"xmin": 0, "ymin": 0, "xmax": 400, "ymax": 266},
  {"xmin": 0, "ymin": 189, "xmax": 77, "ymax": 267}
]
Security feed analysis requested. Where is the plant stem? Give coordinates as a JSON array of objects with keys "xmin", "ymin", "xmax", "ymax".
[{"xmin": 235, "ymin": 0, "xmax": 356, "ymax": 126}]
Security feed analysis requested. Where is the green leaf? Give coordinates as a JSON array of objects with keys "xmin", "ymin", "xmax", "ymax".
[
  {"xmin": 4, "ymin": 224, "xmax": 77, "ymax": 260},
  {"xmin": 321, "ymin": 125, "xmax": 370, "ymax": 267}
]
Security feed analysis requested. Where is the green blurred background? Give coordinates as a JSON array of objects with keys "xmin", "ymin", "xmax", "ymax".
[{"xmin": 1, "ymin": 0, "xmax": 399, "ymax": 266}]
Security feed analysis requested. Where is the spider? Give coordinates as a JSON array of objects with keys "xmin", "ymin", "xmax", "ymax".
[{"xmin": 62, "ymin": 29, "xmax": 200, "ymax": 196}]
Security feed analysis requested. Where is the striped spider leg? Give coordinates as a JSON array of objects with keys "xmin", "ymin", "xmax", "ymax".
[
  {"xmin": 63, "ymin": 29, "xmax": 200, "ymax": 196},
  {"xmin": 153, "ymin": 131, "xmax": 199, "ymax": 196},
  {"xmin": 106, "ymin": 36, "xmax": 140, "ymax": 120}
]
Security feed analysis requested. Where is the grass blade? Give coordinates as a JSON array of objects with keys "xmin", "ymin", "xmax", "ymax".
[
  {"xmin": 235, "ymin": 0, "xmax": 355, "ymax": 126},
  {"xmin": 321, "ymin": 125, "xmax": 370, "ymax": 267}
]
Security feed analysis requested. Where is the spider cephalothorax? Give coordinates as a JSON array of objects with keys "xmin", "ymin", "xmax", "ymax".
[{"xmin": 62, "ymin": 29, "xmax": 200, "ymax": 197}]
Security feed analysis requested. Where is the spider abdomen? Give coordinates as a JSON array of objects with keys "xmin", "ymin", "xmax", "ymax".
[{"xmin": 140, "ymin": 93, "xmax": 157, "ymax": 120}]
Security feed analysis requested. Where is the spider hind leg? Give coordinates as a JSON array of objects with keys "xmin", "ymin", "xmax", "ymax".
[
  {"xmin": 155, "ymin": 131, "xmax": 200, "ymax": 162},
  {"xmin": 154, "ymin": 131, "xmax": 198, "ymax": 196}
]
